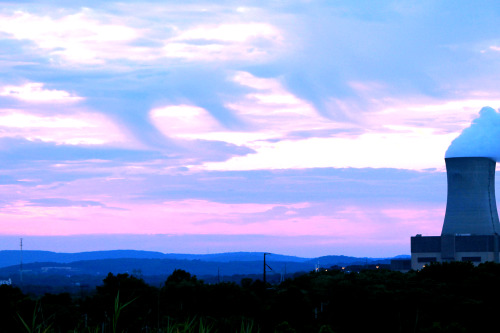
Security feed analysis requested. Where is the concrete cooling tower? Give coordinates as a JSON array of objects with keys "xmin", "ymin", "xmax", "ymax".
[
  {"xmin": 410, "ymin": 157, "xmax": 500, "ymax": 270},
  {"xmin": 442, "ymin": 157, "xmax": 500, "ymax": 236}
]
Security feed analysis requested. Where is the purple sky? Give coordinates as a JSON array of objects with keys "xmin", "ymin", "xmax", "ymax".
[{"xmin": 1, "ymin": 1, "xmax": 500, "ymax": 257}]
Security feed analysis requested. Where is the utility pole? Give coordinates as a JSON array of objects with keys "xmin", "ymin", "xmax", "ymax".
[{"xmin": 263, "ymin": 253, "xmax": 273, "ymax": 285}]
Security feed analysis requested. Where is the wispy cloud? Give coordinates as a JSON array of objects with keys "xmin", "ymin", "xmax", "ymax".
[
  {"xmin": 0, "ymin": 9, "xmax": 147, "ymax": 65},
  {"xmin": 150, "ymin": 72, "xmax": 479, "ymax": 171},
  {"xmin": 164, "ymin": 23, "xmax": 283, "ymax": 62},
  {"xmin": 0, "ymin": 109, "xmax": 130, "ymax": 145},
  {"xmin": 0, "ymin": 197, "xmax": 442, "ymax": 245},
  {"xmin": 0, "ymin": 8, "xmax": 284, "ymax": 66},
  {"xmin": 0, "ymin": 83, "xmax": 83, "ymax": 103},
  {"xmin": 150, "ymin": 105, "xmax": 224, "ymax": 138},
  {"xmin": 150, "ymin": 72, "xmax": 348, "ymax": 145}
]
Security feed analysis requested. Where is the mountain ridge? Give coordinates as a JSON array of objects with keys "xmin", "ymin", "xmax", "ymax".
[{"xmin": 0, "ymin": 249, "xmax": 409, "ymax": 270}]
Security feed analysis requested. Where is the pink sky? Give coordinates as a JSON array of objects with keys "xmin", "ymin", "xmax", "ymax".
[{"xmin": 1, "ymin": 1, "xmax": 500, "ymax": 257}]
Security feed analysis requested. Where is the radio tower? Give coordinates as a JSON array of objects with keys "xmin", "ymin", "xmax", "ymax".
[{"xmin": 19, "ymin": 238, "xmax": 23, "ymax": 284}]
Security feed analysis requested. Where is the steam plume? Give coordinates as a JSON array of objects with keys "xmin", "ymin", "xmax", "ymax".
[{"xmin": 446, "ymin": 106, "xmax": 500, "ymax": 161}]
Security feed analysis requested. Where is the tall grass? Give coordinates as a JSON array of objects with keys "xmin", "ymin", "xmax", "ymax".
[
  {"xmin": 86, "ymin": 317, "xmax": 259, "ymax": 333},
  {"xmin": 17, "ymin": 296, "xmax": 261, "ymax": 333},
  {"xmin": 17, "ymin": 301, "xmax": 53, "ymax": 333},
  {"xmin": 112, "ymin": 291, "xmax": 136, "ymax": 333}
]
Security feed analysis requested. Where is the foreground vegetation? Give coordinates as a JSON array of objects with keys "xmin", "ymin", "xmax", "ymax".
[{"xmin": 2, "ymin": 261, "xmax": 500, "ymax": 332}]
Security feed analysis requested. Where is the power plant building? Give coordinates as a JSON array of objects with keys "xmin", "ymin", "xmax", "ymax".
[{"xmin": 411, "ymin": 157, "xmax": 500, "ymax": 270}]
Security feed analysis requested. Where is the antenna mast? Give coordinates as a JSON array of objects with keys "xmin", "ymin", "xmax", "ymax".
[
  {"xmin": 19, "ymin": 238, "xmax": 23, "ymax": 284},
  {"xmin": 280, "ymin": 263, "xmax": 287, "ymax": 283}
]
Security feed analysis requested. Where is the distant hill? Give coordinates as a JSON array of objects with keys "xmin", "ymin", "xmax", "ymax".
[
  {"xmin": 0, "ymin": 250, "xmax": 409, "ymax": 277},
  {"xmin": 0, "ymin": 250, "xmax": 408, "ymax": 268},
  {"xmin": 307, "ymin": 255, "xmax": 410, "ymax": 266},
  {"xmin": 0, "ymin": 250, "xmax": 308, "ymax": 268},
  {"xmin": 0, "ymin": 250, "xmax": 168, "ymax": 268},
  {"xmin": 162, "ymin": 252, "xmax": 309, "ymax": 263},
  {"xmin": 0, "ymin": 258, "xmax": 312, "ymax": 277}
]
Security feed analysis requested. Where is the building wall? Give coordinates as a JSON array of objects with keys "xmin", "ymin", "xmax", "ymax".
[
  {"xmin": 412, "ymin": 251, "xmax": 496, "ymax": 270},
  {"xmin": 411, "ymin": 234, "xmax": 500, "ymax": 270},
  {"xmin": 391, "ymin": 259, "xmax": 412, "ymax": 272},
  {"xmin": 455, "ymin": 251, "xmax": 497, "ymax": 263},
  {"xmin": 411, "ymin": 252, "xmax": 442, "ymax": 270}
]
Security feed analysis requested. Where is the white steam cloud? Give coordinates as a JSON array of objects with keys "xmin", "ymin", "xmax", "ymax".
[{"xmin": 446, "ymin": 106, "xmax": 500, "ymax": 161}]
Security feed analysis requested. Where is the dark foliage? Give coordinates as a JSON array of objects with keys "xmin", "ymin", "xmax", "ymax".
[{"xmin": 3, "ymin": 262, "xmax": 500, "ymax": 332}]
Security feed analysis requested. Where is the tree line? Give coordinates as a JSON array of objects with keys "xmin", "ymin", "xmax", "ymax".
[{"xmin": 1, "ymin": 261, "xmax": 499, "ymax": 332}]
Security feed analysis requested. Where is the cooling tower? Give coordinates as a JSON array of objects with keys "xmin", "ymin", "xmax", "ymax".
[{"xmin": 442, "ymin": 157, "xmax": 500, "ymax": 236}]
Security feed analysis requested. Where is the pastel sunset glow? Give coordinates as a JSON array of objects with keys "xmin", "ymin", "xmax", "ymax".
[{"xmin": 1, "ymin": 1, "xmax": 500, "ymax": 257}]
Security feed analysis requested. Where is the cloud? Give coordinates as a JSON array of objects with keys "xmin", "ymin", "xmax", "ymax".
[
  {"xmin": 372, "ymin": 98, "xmax": 500, "ymax": 134},
  {"xmin": 0, "ymin": 138, "xmax": 447, "ymax": 256},
  {"xmin": 172, "ymin": 22, "xmax": 280, "ymax": 43},
  {"xmin": 148, "ymin": 72, "xmax": 500, "ymax": 171},
  {"xmin": 0, "ymin": 196, "xmax": 443, "ymax": 258},
  {"xmin": 0, "ymin": 197, "xmax": 440, "ymax": 239},
  {"xmin": 150, "ymin": 105, "xmax": 224, "ymax": 138},
  {"xmin": 152, "ymin": 72, "xmax": 350, "ymax": 146},
  {"xmin": 163, "ymin": 22, "xmax": 283, "ymax": 62},
  {"xmin": 0, "ymin": 109, "xmax": 129, "ymax": 145},
  {"xmin": 0, "ymin": 8, "xmax": 284, "ymax": 66},
  {"xmin": 200, "ymin": 130, "xmax": 455, "ymax": 170},
  {"xmin": 116, "ymin": 167, "xmax": 447, "ymax": 206},
  {"xmin": 197, "ymin": 75, "xmax": 500, "ymax": 170},
  {"xmin": 0, "ymin": 136, "xmax": 257, "ymax": 194},
  {"xmin": 228, "ymin": 71, "xmax": 319, "ymax": 122},
  {"xmin": 446, "ymin": 106, "xmax": 500, "ymax": 160},
  {"xmin": 0, "ymin": 137, "xmax": 163, "ymax": 164},
  {"xmin": 28, "ymin": 198, "xmax": 104, "ymax": 208},
  {"xmin": 4, "ymin": 0, "xmax": 500, "ymax": 256},
  {"xmin": 0, "ymin": 9, "xmax": 150, "ymax": 65},
  {"xmin": 0, "ymin": 82, "xmax": 83, "ymax": 103}
]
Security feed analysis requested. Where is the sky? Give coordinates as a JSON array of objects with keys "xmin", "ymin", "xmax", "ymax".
[{"xmin": 1, "ymin": 0, "xmax": 500, "ymax": 257}]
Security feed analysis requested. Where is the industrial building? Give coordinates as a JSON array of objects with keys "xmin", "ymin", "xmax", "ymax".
[{"xmin": 411, "ymin": 157, "xmax": 500, "ymax": 270}]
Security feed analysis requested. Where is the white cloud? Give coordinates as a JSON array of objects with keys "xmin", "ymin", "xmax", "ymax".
[
  {"xmin": 151, "ymin": 72, "xmax": 348, "ymax": 146},
  {"xmin": 227, "ymin": 71, "xmax": 319, "ymax": 120},
  {"xmin": 0, "ymin": 10, "xmax": 152, "ymax": 65},
  {"xmin": 147, "ymin": 72, "xmax": 500, "ymax": 171},
  {"xmin": 371, "ymin": 98, "xmax": 500, "ymax": 133},
  {"xmin": 232, "ymin": 71, "xmax": 282, "ymax": 90},
  {"xmin": 171, "ymin": 22, "xmax": 280, "ymax": 43},
  {"xmin": 0, "ymin": 109, "xmax": 129, "ymax": 146},
  {"xmin": 0, "ymin": 9, "xmax": 284, "ymax": 65},
  {"xmin": 149, "ymin": 105, "xmax": 224, "ymax": 138},
  {"xmin": 163, "ymin": 23, "xmax": 283, "ymax": 62},
  {"xmin": 181, "ymin": 74, "xmax": 500, "ymax": 171},
  {"xmin": 198, "ymin": 95, "xmax": 500, "ymax": 171},
  {"xmin": 0, "ymin": 83, "xmax": 83, "ymax": 103},
  {"xmin": 201, "ymin": 130, "xmax": 457, "ymax": 171}
]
